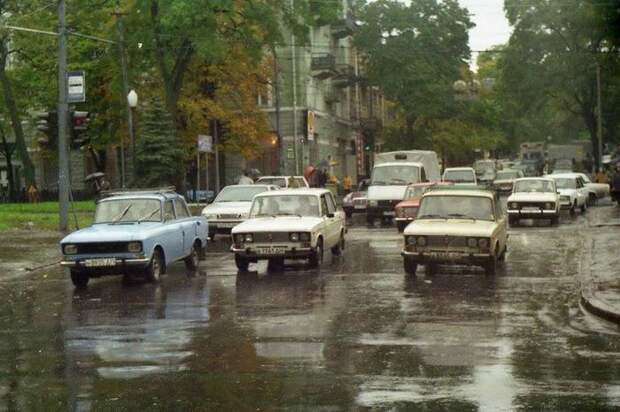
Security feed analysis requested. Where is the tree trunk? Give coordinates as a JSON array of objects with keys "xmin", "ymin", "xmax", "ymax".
[
  {"xmin": 1, "ymin": 132, "xmax": 15, "ymax": 202},
  {"xmin": 0, "ymin": 62, "xmax": 35, "ymax": 188}
]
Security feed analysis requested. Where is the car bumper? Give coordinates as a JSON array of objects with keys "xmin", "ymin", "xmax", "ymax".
[
  {"xmin": 507, "ymin": 209, "xmax": 558, "ymax": 218},
  {"xmin": 395, "ymin": 217, "xmax": 414, "ymax": 223},
  {"xmin": 401, "ymin": 250, "xmax": 491, "ymax": 264},
  {"xmin": 209, "ymin": 221, "xmax": 242, "ymax": 233},
  {"xmin": 231, "ymin": 246, "xmax": 314, "ymax": 259}
]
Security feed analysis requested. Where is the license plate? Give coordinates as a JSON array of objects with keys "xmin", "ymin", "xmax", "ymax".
[
  {"xmin": 432, "ymin": 252, "xmax": 461, "ymax": 260},
  {"xmin": 84, "ymin": 258, "xmax": 116, "ymax": 267},
  {"xmin": 354, "ymin": 204, "xmax": 365, "ymax": 209},
  {"xmin": 383, "ymin": 211, "xmax": 396, "ymax": 216},
  {"xmin": 522, "ymin": 207, "xmax": 541, "ymax": 213},
  {"xmin": 255, "ymin": 246, "xmax": 286, "ymax": 255},
  {"xmin": 217, "ymin": 222, "xmax": 237, "ymax": 228}
]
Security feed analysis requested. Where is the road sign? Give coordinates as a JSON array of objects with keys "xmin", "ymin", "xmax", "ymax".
[
  {"xmin": 198, "ymin": 135, "xmax": 213, "ymax": 153},
  {"xmin": 307, "ymin": 110, "xmax": 316, "ymax": 142},
  {"xmin": 67, "ymin": 71, "xmax": 85, "ymax": 103}
]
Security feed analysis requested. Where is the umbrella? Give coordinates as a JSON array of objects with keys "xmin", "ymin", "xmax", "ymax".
[
  {"xmin": 248, "ymin": 168, "xmax": 261, "ymax": 179},
  {"xmin": 304, "ymin": 165, "xmax": 316, "ymax": 180},
  {"xmin": 84, "ymin": 172, "xmax": 105, "ymax": 183},
  {"xmin": 317, "ymin": 159, "xmax": 329, "ymax": 169}
]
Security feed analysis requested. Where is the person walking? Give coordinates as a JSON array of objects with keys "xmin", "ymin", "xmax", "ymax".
[{"xmin": 238, "ymin": 170, "xmax": 254, "ymax": 185}]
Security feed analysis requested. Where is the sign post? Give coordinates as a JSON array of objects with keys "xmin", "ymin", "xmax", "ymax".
[
  {"xmin": 67, "ymin": 70, "xmax": 86, "ymax": 103},
  {"xmin": 197, "ymin": 135, "xmax": 213, "ymax": 203}
]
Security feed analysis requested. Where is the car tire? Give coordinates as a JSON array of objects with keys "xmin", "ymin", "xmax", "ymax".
[
  {"xmin": 145, "ymin": 248, "xmax": 163, "ymax": 283},
  {"xmin": 484, "ymin": 249, "xmax": 498, "ymax": 276},
  {"xmin": 499, "ymin": 245, "xmax": 507, "ymax": 261},
  {"xmin": 403, "ymin": 258, "xmax": 417, "ymax": 275},
  {"xmin": 570, "ymin": 202, "xmax": 576, "ymax": 216},
  {"xmin": 70, "ymin": 269, "xmax": 89, "ymax": 288},
  {"xmin": 184, "ymin": 243, "xmax": 200, "ymax": 271},
  {"xmin": 588, "ymin": 193, "xmax": 596, "ymax": 206},
  {"xmin": 331, "ymin": 233, "xmax": 345, "ymax": 256},
  {"xmin": 397, "ymin": 221, "xmax": 407, "ymax": 232},
  {"xmin": 551, "ymin": 215, "xmax": 559, "ymax": 226},
  {"xmin": 309, "ymin": 239, "xmax": 323, "ymax": 268},
  {"xmin": 235, "ymin": 255, "xmax": 250, "ymax": 272},
  {"xmin": 580, "ymin": 201, "xmax": 587, "ymax": 213}
]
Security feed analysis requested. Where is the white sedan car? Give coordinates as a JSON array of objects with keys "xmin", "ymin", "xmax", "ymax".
[
  {"xmin": 573, "ymin": 172, "xmax": 609, "ymax": 204},
  {"xmin": 548, "ymin": 174, "xmax": 588, "ymax": 214},
  {"xmin": 202, "ymin": 184, "xmax": 278, "ymax": 239},
  {"xmin": 231, "ymin": 189, "xmax": 346, "ymax": 271},
  {"xmin": 401, "ymin": 188, "xmax": 508, "ymax": 276},
  {"xmin": 506, "ymin": 178, "xmax": 560, "ymax": 226},
  {"xmin": 442, "ymin": 167, "xmax": 478, "ymax": 186}
]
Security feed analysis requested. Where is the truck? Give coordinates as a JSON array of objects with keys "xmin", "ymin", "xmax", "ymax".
[{"xmin": 366, "ymin": 150, "xmax": 441, "ymax": 225}]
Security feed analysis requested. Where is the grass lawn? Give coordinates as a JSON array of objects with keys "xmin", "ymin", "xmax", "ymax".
[{"xmin": 0, "ymin": 201, "xmax": 95, "ymax": 232}]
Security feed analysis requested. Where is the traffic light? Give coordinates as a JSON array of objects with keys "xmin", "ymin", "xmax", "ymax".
[
  {"xmin": 70, "ymin": 111, "xmax": 90, "ymax": 149},
  {"xmin": 35, "ymin": 111, "xmax": 58, "ymax": 149}
]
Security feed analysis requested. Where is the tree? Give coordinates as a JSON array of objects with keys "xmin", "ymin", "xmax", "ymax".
[
  {"xmin": 134, "ymin": 97, "xmax": 184, "ymax": 187},
  {"xmin": 354, "ymin": 0, "xmax": 473, "ymax": 142}
]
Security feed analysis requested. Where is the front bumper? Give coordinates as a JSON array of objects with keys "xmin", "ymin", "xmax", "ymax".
[
  {"xmin": 507, "ymin": 209, "xmax": 558, "ymax": 218},
  {"xmin": 231, "ymin": 246, "xmax": 314, "ymax": 259},
  {"xmin": 209, "ymin": 220, "xmax": 243, "ymax": 233},
  {"xmin": 401, "ymin": 249, "xmax": 491, "ymax": 265},
  {"xmin": 61, "ymin": 257, "xmax": 151, "ymax": 275}
]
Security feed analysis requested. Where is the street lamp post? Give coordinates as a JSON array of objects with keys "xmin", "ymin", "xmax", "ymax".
[{"xmin": 127, "ymin": 89, "xmax": 138, "ymax": 184}]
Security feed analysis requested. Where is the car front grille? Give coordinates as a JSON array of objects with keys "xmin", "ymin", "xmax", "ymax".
[
  {"xmin": 353, "ymin": 198, "xmax": 366, "ymax": 206},
  {"xmin": 76, "ymin": 242, "xmax": 129, "ymax": 254},
  {"xmin": 514, "ymin": 202, "xmax": 545, "ymax": 209},
  {"xmin": 377, "ymin": 200, "xmax": 398, "ymax": 208},
  {"xmin": 425, "ymin": 236, "xmax": 467, "ymax": 248},
  {"xmin": 252, "ymin": 232, "xmax": 290, "ymax": 243},
  {"xmin": 217, "ymin": 213, "xmax": 242, "ymax": 219}
]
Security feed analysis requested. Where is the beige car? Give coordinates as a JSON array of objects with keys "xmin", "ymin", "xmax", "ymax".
[{"xmin": 401, "ymin": 188, "xmax": 508, "ymax": 276}]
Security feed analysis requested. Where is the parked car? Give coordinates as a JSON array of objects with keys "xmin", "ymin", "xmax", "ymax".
[
  {"xmin": 401, "ymin": 187, "xmax": 508, "ymax": 276},
  {"xmin": 342, "ymin": 179, "xmax": 369, "ymax": 218},
  {"xmin": 394, "ymin": 181, "xmax": 453, "ymax": 232},
  {"xmin": 231, "ymin": 188, "xmax": 346, "ymax": 271},
  {"xmin": 201, "ymin": 184, "xmax": 279, "ymax": 239},
  {"xmin": 60, "ymin": 189, "xmax": 208, "ymax": 288},
  {"xmin": 548, "ymin": 174, "xmax": 588, "ymax": 214},
  {"xmin": 255, "ymin": 175, "xmax": 309, "ymax": 189},
  {"xmin": 571, "ymin": 172, "xmax": 609, "ymax": 204},
  {"xmin": 493, "ymin": 169, "xmax": 525, "ymax": 194},
  {"xmin": 442, "ymin": 167, "xmax": 478, "ymax": 186},
  {"xmin": 506, "ymin": 178, "xmax": 560, "ymax": 226}
]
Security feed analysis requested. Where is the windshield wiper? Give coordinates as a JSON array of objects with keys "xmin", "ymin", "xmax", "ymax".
[
  {"xmin": 112, "ymin": 204, "xmax": 132, "ymax": 223},
  {"xmin": 278, "ymin": 213, "xmax": 302, "ymax": 217},
  {"xmin": 417, "ymin": 214, "xmax": 446, "ymax": 219},
  {"xmin": 138, "ymin": 208, "xmax": 160, "ymax": 223},
  {"xmin": 446, "ymin": 213, "xmax": 476, "ymax": 221}
]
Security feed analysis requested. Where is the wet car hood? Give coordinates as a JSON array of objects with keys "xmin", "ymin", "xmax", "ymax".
[
  {"xmin": 404, "ymin": 219, "xmax": 497, "ymax": 237},
  {"xmin": 61, "ymin": 222, "xmax": 161, "ymax": 244},
  {"xmin": 367, "ymin": 185, "xmax": 408, "ymax": 201},
  {"xmin": 202, "ymin": 201, "xmax": 251, "ymax": 216},
  {"xmin": 232, "ymin": 216, "xmax": 324, "ymax": 233},
  {"xmin": 508, "ymin": 192, "xmax": 558, "ymax": 203}
]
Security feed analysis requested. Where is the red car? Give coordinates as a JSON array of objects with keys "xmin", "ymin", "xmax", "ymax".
[{"xmin": 394, "ymin": 181, "xmax": 453, "ymax": 232}]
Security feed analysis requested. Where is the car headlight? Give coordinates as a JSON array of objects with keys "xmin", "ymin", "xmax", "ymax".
[
  {"xmin": 63, "ymin": 244, "xmax": 77, "ymax": 255},
  {"xmin": 510, "ymin": 202, "xmax": 518, "ymax": 209},
  {"xmin": 234, "ymin": 234, "xmax": 245, "ymax": 244},
  {"xmin": 417, "ymin": 236, "xmax": 427, "ymax": 246},
  {"xmin": 127, "ymin": 242, "xmax": 142, "ymax": 253},
  {"xmin": 369, "ymin": 200, "xmax": 378, "ymax": 207},
  {"xmin": 467, "ymin": 238, "xmax": 478, "ymax": 248},
  {"xmin": 290, "ymin": 232, "xmax": 299, "ymax": 241},
  {"xmin": 299, "ymin": 232, "xmax": 311, "ymax": 242},
  {"xmin": 244, "ymin": 234, "xmax": 254, "ymax": 243},
  {"xmin": 406, "ymin": 236, "xmax": 416, "ymax": 246},
  {"xmin": 545, "ymin": 203, "xmax": 553, "ymax": 210},
  {"xmin": 478, "ymin": 238, "xmax": 489, "ymax": 249}
]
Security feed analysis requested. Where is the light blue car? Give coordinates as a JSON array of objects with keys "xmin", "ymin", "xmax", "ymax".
[{"xmin": 60, "ymin": 190, "xmax": 208, "ymax": 288}]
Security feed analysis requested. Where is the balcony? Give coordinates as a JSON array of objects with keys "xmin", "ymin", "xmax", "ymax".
[
  {"xmin": 332, "ymin": 64, "xmax": 358, "ymax": 88},
  {"xmin": 331, "ymin": 14, "xmax": 356, "ymax": 39},
  {"xmin": 311, "ymin": 53, "xmax": 336, "ymax": 79}
]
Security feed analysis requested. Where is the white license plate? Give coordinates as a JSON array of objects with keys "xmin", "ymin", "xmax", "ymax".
[
  {"xmin": 383, "ymin": 211, "xmax": 396, "ymax": 216},
  {"xmin": 217, "ymin": 222, "xmax": 237, "ymax": 228},
  {"xmin": 255, "ymin": 246, "xmax": 287, "ymax": 255},
  {"xmin": 354, "ymin": 204, "xmax": 365, "ymax": 209},
  {"xmin": 522, "ymin": 207, "xmax": 541, "ymax": 213},
  {"xmin": 84, "ymin": 258, "xmax": 116, "ymax": 267},
  {"xmin": 432, "ymin": 252, "xmax": 462, "ymax": 260}
]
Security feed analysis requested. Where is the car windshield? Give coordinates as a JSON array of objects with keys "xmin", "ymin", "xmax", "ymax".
[
  {"xmin": 371, "ymin": 165, "xmax": 420, "ymax": 185},
  {"xmin": 256, "ymin": 177, "xmax": 287, "ymax": 187},
  {"xmin": 215, "ymin": 186, "xmax": 270, "ymax": 202},
  {"xmin": 553, "ymin": 178, "xmax": 576, "ymax": 189},
  {"xmin": 417, "ymin": 195, "xmax": 495, "ymax": 221},
  {"xmin": 513, "ymin": 180, "xmax": 555, "ymax": 193},
  {"xmin": 404, "ymin": 185, "xmax": 428, "ymax": 199},
  {"xmin": 496, "ymin": 171, "xmax": 520, "ymax": 180},
  {"xmin": 95, "ymin": 198, "xmax": 161, "ymax": 223},
  {"xmin": 443, "ymin": 170, "xmax": 475, "ymax": 183},
  {"xmin": 249, "ymin": 195, "xmax": 320, "ymax": 217}
]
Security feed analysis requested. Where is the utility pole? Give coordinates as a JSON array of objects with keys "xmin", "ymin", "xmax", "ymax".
[
  {"xmin": 214, "ymin": 121, "xmax": 220, "ymax": 193},
  {"xmin": 290, "ymin": 0, "xmax": 299, "ymax": 175},
  {"xmin": 273, "ymin": 48, "xmax": 285, "ymax": 175},
  {"xmin": 113, "ymin": 4, "xmax": 134, "ymax": 186},
  {"xmin": 596, "ymin": 62, "xmax": 603, "ymax": 172},
  {"xmin": 57, "ymin": 0, "xmax": 69, "ymax": 232}
]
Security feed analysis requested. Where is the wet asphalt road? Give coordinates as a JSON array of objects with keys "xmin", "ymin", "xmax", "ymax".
[{"xmin": 1, "ymin": 204, "xmax": 620, "ymax": 411}]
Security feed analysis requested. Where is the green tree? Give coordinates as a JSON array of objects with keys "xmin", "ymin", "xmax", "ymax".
[{"xmin": 134, "ymin": 97, "xmax": 184, "ymax": 187}]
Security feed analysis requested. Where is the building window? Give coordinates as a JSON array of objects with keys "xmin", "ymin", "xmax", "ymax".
[{"xmin": 257, "ymin": 82, "xmax": 273, "ymax": 107}]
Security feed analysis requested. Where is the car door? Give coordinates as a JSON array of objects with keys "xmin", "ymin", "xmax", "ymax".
[
  {"xmin": 493, "ymin": 195, "xmax": 507, "ymax": 253},
  {"xmin": 174, "ymin": 197, "xmax": 195, "ymax": 256},
  {"xmin": 575, "ymin": 178, "xmax": 587, "ymax": 206},
  {"xmin": 162, "ymin": 199, "xmax": 184, "ymax": 261},
  {"xmin": 319, "ymin": 195, "xmax": 334, "ymax": 248},
  {"xmin": 324, "ymin": 193, "xmax": 341, "ymax": 247}
]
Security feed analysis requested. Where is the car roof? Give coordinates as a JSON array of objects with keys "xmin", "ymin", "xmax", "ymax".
[
  {"xmin": 424, "ymin": 188, "xmax": 494, "ymax": 198},
  {"xmin": 444, "ymin": 167, "xmax": 475, "ymax": 171},
  {"xmin": 254, "ymin": 188, "xmax": 331, "ymax": 197},
  {"xmin": 374, "ymin": 162, "xmax": 423, "ymax": 167},
  {"xmin": 515, "ymin": 177, "xmax": 554, "ymax": 182},
  {"xmin": 223, "ymin": 184, "xmax": 275, "ymax": 189},
  {"xmin": 547, "ymin": 173, "xmax": 578, "ymax": 179}
]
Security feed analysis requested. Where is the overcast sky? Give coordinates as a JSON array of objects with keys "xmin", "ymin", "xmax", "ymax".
[{"xmin": 458, "ymin": 0, "xmax": 512, "ymax": 69}]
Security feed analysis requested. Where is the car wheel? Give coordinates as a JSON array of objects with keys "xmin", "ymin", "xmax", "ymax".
[
  {"xmin": 309, "ymin": 239, "xmax": 323, "ymax": 268},
  {"xmin": 484, "ymin": 249, "xmax": 498, "ymax": 276},
  {"xmin": 580, "ymin": 201, "xmax": 587, "ymax": 213},
  {"xmin": 145, "ymin": 249, "xmax": 163, "ymax": 283},
  {"xmin": 331, "ymin": 233, "xmax": 344, "ymax": 256},
  {"xmin": 569, "ymin": 202, "xmax": 576, "ymax": 216},
  {"xmin": 70, "ymin": 269, "xmax": 89, "ymax": 288},
  {"xmin": 403, "ymin": 258, "xmax": 417, "ymax": 275},
  {"xmin": 184, "ymin": 243, "xmax": 200, "ymax": 271},
  {"xmin": 397, "ymin": 221, "xmax": 407, "ymax": 232},
  {"xmin": 499, "ymin": 245, "xmax": 507, "ymax": 261},
  {"xmin": 551, "ymin": 215, "xmax": 559, "ymax": 226},
  {"xmin": 235, "ymin": 255, "xmax": 250, "ymax": 272},
  {"xmin": 588, "ymin": 193, "xmax": 596, "ymax": 206}
]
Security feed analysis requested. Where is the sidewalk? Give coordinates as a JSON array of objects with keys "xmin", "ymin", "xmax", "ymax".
[
  {"xmin": 0, "ymin": 230, "xmax": 61, "ymax": 279},
  {"xmin": 580, "ymin": 203, "xmax": 620, "ymax": 323}
]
